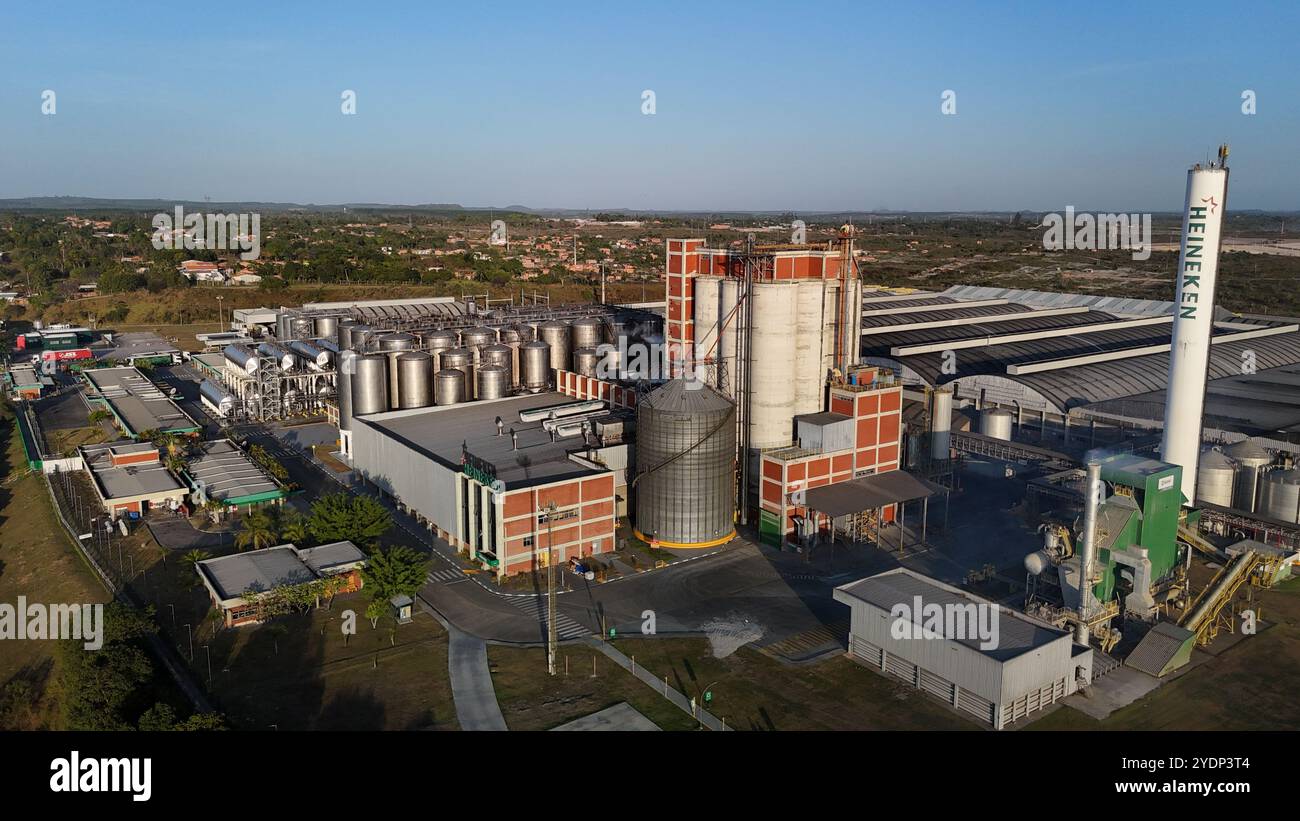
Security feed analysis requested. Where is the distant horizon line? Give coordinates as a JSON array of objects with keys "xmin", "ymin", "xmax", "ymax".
[{"xmin": 2, "ymin": 195, "xmax": 1298, "ymax": 217}]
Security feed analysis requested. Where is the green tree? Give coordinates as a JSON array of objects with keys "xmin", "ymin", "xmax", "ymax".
[
  {"xmin": 276, "ymin": 507, "xmax": 310, "ymax": 546},
  {"xmin": 235, "ymin": 510, "xmax": 278, "ymax": 552},
  {"xmin": 308, "ymin": 493, "xmax": 392, "ymax": 550},
  {"xmin": 56, "ymin": 603, "xmax": 158, "ymax": 730},
  {"xmin": 361, "ymin": 545, "xmax": 430, "ymax": 605}
]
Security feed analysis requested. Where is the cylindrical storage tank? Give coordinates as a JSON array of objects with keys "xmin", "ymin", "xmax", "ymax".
[
  {"xmin": 634, "ymin": 379, "xmax": 737, "ymax": 547},
  {"xmin": 422, "ymin": 329, "xmax": 459, "ymax": 364},
  {"xmin": 520, "ymin": 340, "xmax": 551, "ymax": 392},
  {"xmin": 476, "ymin": 365, "xmax": 510, "ymax": 401},
  {"xmin": 573, "ymin": 347, "xmax": 599, "ymax": 377},
  {"xmin": 980, "ymin": 408, "xmax": 1014, "ymax": 441},
  {"xmin": 275, "ymin": 313, "xmax": 293, "ymax": 340},
  {"xmin": 440, "ymin": 348, "xmax": 476, "ymax": 399},
  {"xmin": 291, "ymin": 317, "xmax": 314, "ymax": 339},
  {"xmin": 596, "ymin": 342, "xmax": 620, "ymax": 380},
  {"xmin": 257, "ymin": 342, "xmax": 295, "ymax": 371},
  {"xmin": 537, "ymin": 320, "xmax": 570, "ymax": 377},
  {"xmin": 337, "ymin": 350, "xmax": 356, "ymax": 432},
  {"xmin": 351, "ymin": 354, "xmax": 389, "ymax": 416},
  {"xmin": 199, "ymin": 379, "xmax": 235, "ymax": 417},
  {"xmin": 570, "ymin": 317, "xmax": 605, "ymax": 352},
  {"xmin": 348, "ymin": 324, "xmax": 376, "ymax": 351},
  {"xmin": 459, "ymin": 326, "xmax": 497, "ymax": 351},
  {"xmin": 1195, "ymin": 448, "xmax": 1236, "ymax": 508},
  {"xmin": 793, "ymin": 279, "xmax": 825, "ymax": 416},
  {"xmin": 1226, "ymin": 439, "xmax": 1271, "ymax": 512},
  {"xmin": 718, "ymin": 278, "xmax": 741, "ymax": 395},
  {"xmin": 396, "ymin": 351, "xmax": 434, "ymax": 409},
  {"xmin": 747, "ymin": 282, "xmax": 799, "ymax": 450},
  {"xmin": 313, "ymin": 315, "xmax": 339, "ymax": 341},
  {"xmin": 930, "ymin": 387, "xmax": 953, "ymax": 461},
  {"xmin": 224, "ymin": 343, "xmax": 261, "ymax": 374},
  {"xmin": 377, "ymin": 332, "xmax": 416, "ymax": 352},
  {"xmin": 289, "ymin": 339, "xmax": 330, "ymax": 369},
  {"xmin": 336, "ymin": 317, "xmax": 358, "ymax": 349},
  {"xmin": 693, "ymin": 275, "xmax": 722, "ymax": 386},
  {"xmin": 1259, "ymin": 468, "xmax": 1300, "ymax": 524},
  {"xmin": 479, "ymin": 343, "xmax": 514, "ymax": 387},
  {"xmin": 434, "ymin": 369, "xmax": 466, "ymax": 406},
  {"xmin": 501, "ymin": 323, "xmax": 534, "ymax": 344}
]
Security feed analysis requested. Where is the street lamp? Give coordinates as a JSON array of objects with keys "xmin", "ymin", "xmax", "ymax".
[
  {"xmin": 544, "ymin": 500, "xmax": 558, "ymax": 676},
  {"xmin": 184, "ymin": 623, "xmax": 193, "ymax": 660}
]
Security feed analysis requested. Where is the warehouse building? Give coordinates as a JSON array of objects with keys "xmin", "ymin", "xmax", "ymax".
[
  {"xmin": 835, "ymin": 568, "xmax": 1092, "ymax": 729},
  {"xmin": 82, "ymin": 366, "xmax": 201, "ymax": 439},
  {"xmin": 181, "ymin": 438, "xmax": 287, "ymax": 512},
  {"xmin": 80, "ymin": 441, "xmax": 187, "ymax": 518},
  {"xmin": 858, "ymin": 286, "xmax": 1300, "ymax": 443},
  {"xmin": 196, "ymin": 542, "xmax": 367, "ymax": 627},
  {"xmin": 350, "ymin": 392, "xmax": 619, "ymax": 578}
]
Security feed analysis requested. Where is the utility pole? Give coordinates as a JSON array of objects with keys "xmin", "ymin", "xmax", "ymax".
[
  {"xmin": 545, "ymin": 500, "xmax": 558, "ymax": 676},
  {"xmin": 600, "ymin": 262, "xmax": 606, "ymax": 305}
]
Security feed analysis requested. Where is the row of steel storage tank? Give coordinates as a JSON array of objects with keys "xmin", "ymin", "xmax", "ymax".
[
  {"xmin": 1197, "ymin": 439, "xmax": 1300, "ymax": 523},
  {"xmin": 335, "ymin": 315, "xmax": 638, "ymax": 431}
]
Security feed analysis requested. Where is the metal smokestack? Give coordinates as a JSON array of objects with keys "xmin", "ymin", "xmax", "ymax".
[
  {"xmin": 1075, "ymin": 460, "xmax": 1103, "ymax": 645},
  {"xmin": 1161, "ymin": 146, "xmax": 1230, "ymax": 507}
]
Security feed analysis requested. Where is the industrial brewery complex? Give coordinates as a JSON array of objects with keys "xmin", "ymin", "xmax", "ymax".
[{"xmin": 7, "ymin": 148, "xmax": 1300, "ymax": 739}]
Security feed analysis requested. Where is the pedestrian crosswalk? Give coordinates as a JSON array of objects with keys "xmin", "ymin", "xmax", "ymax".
[
  {"xmin": 426, "ymin": 567, "xmax": 466, "ymax": 584},
  {"xmin": 505, "ymin": 596, "xmax": 589, "ymax": 640}
]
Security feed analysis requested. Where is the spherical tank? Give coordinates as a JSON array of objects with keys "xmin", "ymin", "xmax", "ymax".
[{"xmin": 634, "ymin": 379, "xmax": 737, "ymax": 547}]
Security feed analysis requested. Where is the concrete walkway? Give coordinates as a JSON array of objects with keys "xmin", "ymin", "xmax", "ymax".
[
  {"xmin": 447, "ymin": 627, "xmax": 508, "ymax": 731},
  {"xmin": 584, "ymin": 637, "xmax": 730, "ymax": 731}
]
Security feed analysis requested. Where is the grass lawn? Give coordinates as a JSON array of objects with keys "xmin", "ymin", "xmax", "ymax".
[
  {"xmin": 0, "ymin": 403, "xmax": 112, "ymax": 729},
  {"xmin": 609, "ymin": 637, "xmax": 981, "ymax": 731},
  {"xmin": 1032, "ymin": 576, "xmax": 1300, "ymax": 731},
  {"xmin": 202, "ymin": 604, "xmax": 458, "ymax": 731},
  {"xmin": 488, "ymin": 643, "xmax": 699, "ymax": 731}
]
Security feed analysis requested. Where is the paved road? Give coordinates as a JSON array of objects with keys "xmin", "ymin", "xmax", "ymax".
[
  {"xmin": 147, "ymin": 518, "xmax": 233, "ymax": 552},
  {"xmin": 446, "ymin": 627, "xmax": 507, "ymax": 731}
]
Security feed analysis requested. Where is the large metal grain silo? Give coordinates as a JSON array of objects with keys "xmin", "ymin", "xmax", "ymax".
[
  {"xmin": 1225, "ymin": 439, "xmax": 1271, "ymax": 512},
  {"xmin": 635, "ymin": 379, "xmax": 736, "ymax": 548},
  {"xmin": 793, "ymin": 279, "xmax": 826, "ymax": 416},
  {"xmin": 747, "ymin": 281, "xmax": 799, "ymax": 450},
  {"xmin": 692, "ymin": 275, "xmax": 722, "ymax": 385},
  {"xmin": 1195, "ymin": 448, "xmax": 1236, "ymax": 508},
  {"xmin": 717, "ymin": 278, "xmax": 741, "ymax": 395}
]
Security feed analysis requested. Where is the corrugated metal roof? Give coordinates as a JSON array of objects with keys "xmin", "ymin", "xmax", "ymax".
[
  {"xmin": 836, "ymin": 568, "xmax": 1068, "ymax": 661},
  {"xmin": 803, "ymin": 471, "xmax": 939, "ymax": 517}
]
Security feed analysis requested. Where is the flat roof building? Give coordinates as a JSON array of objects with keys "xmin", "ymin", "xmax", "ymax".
[
  {"xmin": 196, "ymin": 542, "xmax": 367, "ymax": 627},
  {"xmin": 835, "ymin": 568, "xmax": 1092, "ymax": 729},
  {"xmin": 351, "ymin": 392, "xmax": 617, "ymax": 578},
  {"xmin": 81, "ymin": 441, "xmax": 187, "ymax": 518},
  {"xmin": 181, "ymin": 438, "xmax": 287, "ymax": 510},
  {"xmin": 83, "ymin": 366, "xmax": 201, "ymax": 438}
]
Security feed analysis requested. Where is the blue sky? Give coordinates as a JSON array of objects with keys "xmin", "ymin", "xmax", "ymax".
[{"xmin": 1, "ymin": 1, "xmax": 1296, "ymax": 211}]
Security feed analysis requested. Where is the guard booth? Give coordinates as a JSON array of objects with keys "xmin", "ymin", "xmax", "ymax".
[
  {"xmin": 802, "ymin": 471, "xmax": 947, "ymax": 552},
  {"xmin": 390, "ymin": 594, "xmax": 414, "ymax": 624}
]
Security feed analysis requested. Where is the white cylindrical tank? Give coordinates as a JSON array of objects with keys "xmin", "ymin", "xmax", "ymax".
[
  {"xmin": 821, "ymin": 279, "xmax": 841, "ymax": 377},
  {"xmin": 748, "ymin": 282, "xmax": 799, "ymax": 450},
  {"xmin": 693, "ymin": 275, "xmax": 722, "ymax": 386},
  {"xmin": 980, "ymin": 408, "xmax": 1014, "ymax": 441},
  {"xmin": 1260, "ymin": 468, "xmax": 1300, "ymax": 524},
  {"xmin": 1161, "ymin": 158, "xmax": 1230, "ymax": 506},
  {"xmin": 1225, "ymin": 439, "xmax": 1271, "ymax": 512},
  {"xmin": 717, "ymin": 278, "xmax": 741, "ymax": 397},
  {"xmin": 793, "ymin": 280, "xmax": 825, "ymax": 416},
  {"xmin": 931, "ymin": 386, "xmax": 953, "ymax": 461},
  {"xmin": 1195, "ymin": 448, "xmax": 1236, "ymax": 508}
]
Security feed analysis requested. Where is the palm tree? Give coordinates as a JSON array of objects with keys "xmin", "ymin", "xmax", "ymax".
[
  {"xmin": 180, "ymin": 549, "xmax": 210, "ymax": 571},
  {"xmin": 276, "ymin": 508, "xmax": 310, "ymax": 546},
  {"xmin": 235, "ymin": 510, "xmax": 278, "ymax": 552}
]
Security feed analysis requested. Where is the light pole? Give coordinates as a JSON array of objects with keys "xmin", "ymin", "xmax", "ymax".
[
  {"xmin": 184, "ymin": 623, "xmax": 193, "ymax": 660},
  {"xmin": 544, "ymin": 500, "xmax": 558, "ymax": 676},
  {"xmin": 203, "ymin": 645, "xmax": 212, "ymax": 683}
]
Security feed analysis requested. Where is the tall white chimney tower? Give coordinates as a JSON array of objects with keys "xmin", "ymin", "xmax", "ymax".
[{"xmin": 1161, "ymin": 146, "xmax": 1230, "ymax": 506}]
